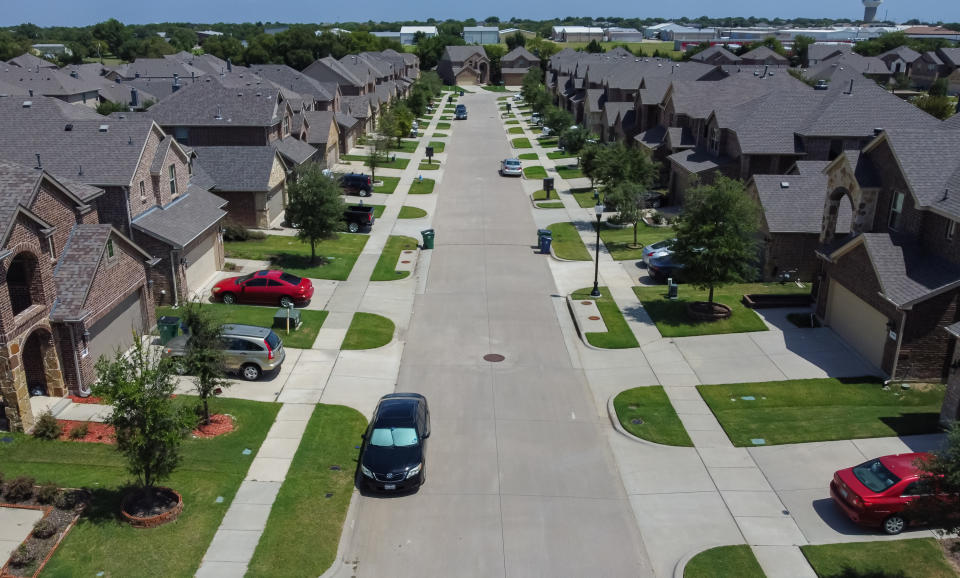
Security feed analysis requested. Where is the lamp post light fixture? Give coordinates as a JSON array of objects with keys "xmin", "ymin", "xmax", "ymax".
[{"xmin": 591, "ymin": 202, "xmax": 604, "ymax": 298}]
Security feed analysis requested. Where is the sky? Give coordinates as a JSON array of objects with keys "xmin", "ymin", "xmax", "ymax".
[{"xmin": 2, "ymin": 0, "xmax": 958, "ymax": 28}]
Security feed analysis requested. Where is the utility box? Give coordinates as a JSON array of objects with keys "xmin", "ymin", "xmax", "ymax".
[{"xmin": 667, "ymin": 279, "xmax": 679, "ymax": 300}]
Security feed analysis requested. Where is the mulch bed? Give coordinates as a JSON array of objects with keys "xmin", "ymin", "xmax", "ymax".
[
  {"xmin": 56, "ymin": 421, "xmax": 115, "ymax": 445},
  {"xmin": 66, "ymin": 395, "xmax": 103, "ymax": 405},
  {"xmin": 192, "ymin": 414, "xmax": 234, "ymax": 439},
  {"xmin": 0, "ymin": 488, "xmax": 88, "ymax": 578},
  {"xmin": 122, "ymin": 487, "xmax": 179, "ymax": 519}
]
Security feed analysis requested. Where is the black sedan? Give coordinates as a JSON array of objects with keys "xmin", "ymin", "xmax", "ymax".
[{"xmin": 358, "ymin": 393, "xmax": 430, "ymax": 492}]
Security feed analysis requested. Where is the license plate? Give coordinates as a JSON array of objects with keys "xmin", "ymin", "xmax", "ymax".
[{"xmin": 384, "ymin": 484, "xmax": 396, "ymax": 490}]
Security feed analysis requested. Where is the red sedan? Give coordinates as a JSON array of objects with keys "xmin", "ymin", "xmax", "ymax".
[
  {"xmin": 211, "ymin": 270, "xmax": 313, "ymax": 307},
  {"xmin": 830, "ymin": 452, "xmax": 938, "ymax": 535}
]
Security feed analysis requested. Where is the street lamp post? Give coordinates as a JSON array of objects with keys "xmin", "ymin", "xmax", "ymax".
[{"xmin": 591, "ymin": 202, "xmax": 604, "ymax": 298}]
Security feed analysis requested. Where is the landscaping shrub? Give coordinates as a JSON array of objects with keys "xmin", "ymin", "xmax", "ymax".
[
  {"xmin": 4, "ymin": 475, "xmax": 36, "ymax": 503},
  {"xmin": 36, "ymin": 482, "xmax": 59, "ymax": 504},
  {"xmin": 222, "ymin": 221, "xmax": 266, "ymax": 242},
  {"xmin": 9, "ymin": 544, "xmax": 35, "ymax": 567},
  {"xmin": 222, "ymin": 261, "xmax": 239, "ymax": 272},
  {"xmin": 68, "ymin": 422, "xmax": 89, "ymax": 440},
  {"xmin": 54, "ymin": 489, "xmax": 78, "ymax": 510},
  {"xmin": 32, "ymin": 518, "xmax": 57, "ymax": 539},
  {"xmin": 32, "ymin": 411, "xmax": 62, "ymax": 440}
]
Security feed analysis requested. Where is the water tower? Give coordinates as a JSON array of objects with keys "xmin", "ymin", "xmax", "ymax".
[{"xmin": 863, "ymin": 0, "xmax": 883, "ymax": 22}]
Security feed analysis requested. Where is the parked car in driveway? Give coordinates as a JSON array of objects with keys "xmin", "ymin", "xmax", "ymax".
[
  {"xmin": 211, "ymin": 270, "xmax": 314, "ymax": 307},
  {"xmin": 830, "ymin": 453, "xmax": 947, "ymax": 534},
  {"xmin": 647, "ymin": 254, "xmax": 685, "ymax": 282},
  {"xmin": 455, "ymin": 104, "xmax": 467, "ymax": 120},
  {"xmin": 339, "ymin": 173, "xmax": 372, "ymax": 196},
  {"xmin": 163, "ymin": 323, "xmax": 285, "ymax": 381},
  {"xmin": 344, "ymin": 204, "xmax": 375, "ymax": 233},
  {"xmin": 500, "ymin": 157, "xmax": 522, "ymax": 177},
  {"xmin": 358, "ymin": 393, "xmax": 430, "ymax": 492},
  {"xmin": 642, "ymin": 238, "xmax": 675, "ymax": 267}
]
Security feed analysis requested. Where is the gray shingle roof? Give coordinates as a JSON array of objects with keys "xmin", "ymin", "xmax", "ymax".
[
  {"xmin": 0, "ymin": 65, "xmax": 100, "ymax": 97},
  {"xmin": 303, "ymin": 111, "xmax": 335, "ymax": 145},
  {"xmin": 50, "ymin": 224, "xmax": 114, "ymax": 321},
  {"xmin": 7, "ymin": 52, "xmax": 58, "ymax": 70},
  {"xmin": 441, "ymin": 46, "xmax": 487, "ymax": 64},
  {"xmin": 860, "ymin": 233, "xmax": 960, "ymax": 307},
  {"xmin": 668, "ymin": 148, "xmax": 732, "ymax": 173},
  {"xmin": 753, "ymin": 160, "xmax": 852, "ymax": 234},
  {"xmin": 503, "ymin": 46, "xmax": 540, "ymax": 64},
  {"xmin": 302, "ymin": 56, "xmax": 365, "ymax": 89},
  {"xmin": 114, "ymin": 58, "xmax": 208, "ymax": 80},
  {"xmin": 271, "ymin": 137, "xmax": 318, "ymax": 166},
  {"xmin": 147, "ymin": 80, "xmax": 284, "ymax": 127},
  {"xmin": 193, "ymin": 146, "xmax": 283, "ymax": 192},
  {"xmin": 740, "ymin": 46, "xmax": 789, "ymax": 64},
  {"xmin": 0, "ymin": 160, "xmax": 53, "ymax": 241},
  {"xmin": 131, "ymin": 185, "xmax": 227, "ymax": 248},
  {"xmin": 879, "ymin": 46, "xmax": 921, "ymax": 63},
  {"xmin": 635, "ymin": 126, "xmax": 666, "ymax": 149},
  {"xmin": 938, "ymin": 48, "xmax": 960, "ymax": 68},
  {"xmin": 246, "ymin": 64, "xmax": 334, "ymax": 104},
  {"xmin": 876, "ymin": 128, "xmax": 960, "ymax": 219},
  {"xmin": 691, "ymin": 46, "xmax": 742, "ymax": 64}
]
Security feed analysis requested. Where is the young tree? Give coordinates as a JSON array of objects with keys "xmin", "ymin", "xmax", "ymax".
[
  {"xmin": 913, "ymin": 94, "xmax": 955, "ymax": 120},
  {"xmin": 93, "ymin": 335, "xmax": 193, "ymax": 491},
  {"xmin": 505, "ymin": 32, "xmax": 527, "ymax": 50},
  {"xmin": 559, "ymin": 126, "xmax": 590, "ymax": 155},
  {"xmin": 593, "ymin": 142, "xmax": 658, "ymax": 190},
  {"xmin": 284, "ymin": 164, "xmax": 346, "ymax": 265},
  {"xmin": 520, "ymin": 68, "xmax": 543, "ymax": 103},
  {"xmin": 672, "ymin": 176, "xmax": 761, "ymax": 305},
  {"xmin": 180, "ymin": 302, "xmax": 228, "ymax": 425},
  {"xmin": 392, "ymin": 103, "xmax": 415, "ymax": 146},
  {"xmin": 908, "ymin": 423, "xmax": 960, "ymax": 536},
  {"xmin": 604, "ymin": 182, "xmax": 646, "ymax": 248},
  {"xmin": 584, "ymin": 39, "xmax": 605, "ymax": 53},
  {"xmin": 544, "ymin": 106, "xmax": 573, "ymax": 137},
  {"xmin": 365, "ymin": 135, "xmax": 391, "ymax": 183},
  {"xmin": 378, "ymin": 107, "xmax": 398, "ymax": 146},
  {"xmin": 579, "ymin": 143, "xmax": 602, "ymax": 188}
]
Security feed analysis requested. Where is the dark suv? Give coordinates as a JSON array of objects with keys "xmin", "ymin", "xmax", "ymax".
[
  {"xmin": 455, "ymin": 104, "xmax": 467, "ymax": 120},
  {"xmin": 358, "ymin": 393, "xmax": 430, "ymax": 492},
  {"xmin": 339, "ymin": 173, "xmax": 372, "ymax": 196}
]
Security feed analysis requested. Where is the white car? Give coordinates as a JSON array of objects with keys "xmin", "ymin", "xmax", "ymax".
[
  {"xmin": 513, "ymin": 93, "xmax": 524, "ymax": 102},
  {"xmin": 500, "ymin": 158, "xmax": 523, "ymax": 177}
]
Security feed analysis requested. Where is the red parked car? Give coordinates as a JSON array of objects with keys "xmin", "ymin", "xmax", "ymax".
[
  {"xmin": 211, "ymin": 270, "xmax": 313, "ymax": 307},
  {"xmin": 830, "ymin": 452, "xmax": 941, "ymax": 535}
]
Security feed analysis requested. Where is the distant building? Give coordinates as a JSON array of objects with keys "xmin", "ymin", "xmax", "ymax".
[
  {"xmin": 903, "ymin": 26, "xmax": 960, "ymax": 42},
  {"xmin": 605, "ymin": 27, "xmax": 644, "ymax": 43},
  {"xmin": 400, "ymin": 26, "xmax": 438, "ymax": 46},
  {"xmin": 500, "ymin": 28, "xmax": 537, "ymax": 40},
  {"xmin": 501, "ymin": 46, "xmax": 540, "ymax": 85},
  {"xmin": 551, "ymin": 26, "xmax": 603, "ymax": 43},
  {"xmin": 31, "ymin": 44, "xmax": 72, "ymax": 57},
  {"xmin": 463, "ymin": 26, "xmax": 500, "ymax": 45},
  {"xmin": 196, "ymin": 30, "xmax": 223, "ymax": 45},
  {"xmin": 371, "ymin": 31, "xmax": 401, "ymax": 43}
]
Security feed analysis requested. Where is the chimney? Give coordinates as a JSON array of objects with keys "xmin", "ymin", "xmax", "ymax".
[
  {"xmin": 130, "ymin": 87, "xmax": 139, "ymax": 107},
  {"xmin": 28, "ymin": 89, "xmax": 33, "ymax": 97},
  {"xmin": 35, "ymin": 153, "xmax": 41, "ymax": 169},
  {"xmin": 78, "ymin": 164, "xmax": 83, "ymax": 176},
  {"xmin": 172, "ymin": 73, "xmax": 180, "ymax": 93},
  {"xmin": 847, "ymin": 78, "xmax": 854, "ymax": 94},
  {"xmin": 70, "ymin": 70, "xmax": 78, "ymax": 78},
  {"xmin": 873, "ymin": 127, "xmax": 884, "ymax": 136},
  {"xmin": 763, "ymin": 64, "xmax": 769, "ymax": 77}
]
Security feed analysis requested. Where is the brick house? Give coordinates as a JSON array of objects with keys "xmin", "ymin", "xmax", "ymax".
[
  {"xmin": 0, "ymin": 96, "xmax": 226, "ymax": 307},
  {"xmin": 192, "ymin": 146, "xmax": 288, "ymax": 229},
  {"xmin": 0, "ymin": 160, "xmax": 159, "ymax": 433},
  {"xmin": 302, "ymin": 56, "xmax": 368, "ymax": 96},
  {"xmin": 501, "ymin": 47, "xmax": 540, "ymax": 86},
  {"xmin": 437, "ymin": 46, "xmax": 490, "ymax": 86},
  {"xmin": 814, "ymin": 128, "xmax": 960, "ymax": 388},
  {"xmin": 739, "ymin": 46, "xmax": 789, "ymax": 67},
  {"xmin": 690, "ymin": 46, "xmax": 742, "ymax": 66}
]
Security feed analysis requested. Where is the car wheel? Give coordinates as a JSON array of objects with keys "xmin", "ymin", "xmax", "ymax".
[
  {"xmin": 241, "ymin": 364, "xmax": 262, "ymax": 381},
  {"xmin": 348, "ymin": 222, "xmax": 359, "ymax": 233},
  {"xmin": 883, "ymin": 515, "xmax": 906, "ymax": 535},
  {"xmin": 221, "ymin": 292, "xmax": 236, "ymax": 305},
  {"xmin": 279, "ymin": 295, "xmax": 294, "ymax": 309}
]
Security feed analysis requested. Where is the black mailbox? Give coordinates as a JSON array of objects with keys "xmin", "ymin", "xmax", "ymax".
[
  {"xmin": 543, "ymin": 177, "xmax": 554, "ymax": 192},
  {"xmin": 426, "ymin": 146, "xmax": 434, "ymax": 158}
]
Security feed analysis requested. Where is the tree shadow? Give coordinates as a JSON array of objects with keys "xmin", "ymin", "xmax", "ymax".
[
  {"xmin": 825, "ymin": 568, "xmax": 907, "ymax": 578},
  {"xmin": 77, "ymin": 485, "xmax": 134, "ymax": 526}
]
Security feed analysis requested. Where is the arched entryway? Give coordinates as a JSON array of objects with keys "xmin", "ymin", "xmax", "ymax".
[
  {"xmin": 7, "ymin": 252, "xmax": 43, "ymax": 316},
  {"xmin": 22, "ymin": 329, "xmax": 61, "ymax": 398},
  {"xmin": 820, "ymin": 187, "xmax": 857, "ymax": 244},
  {"xmin": 479, "ymin": 62, "xmax": 489, "ymax": 84}
]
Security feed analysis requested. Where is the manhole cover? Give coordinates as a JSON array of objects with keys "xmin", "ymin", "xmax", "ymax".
[
  {"xmin": 631, "ymin": 418, "xmax": 644, "ymax": 425},
  {"xmin": 580, "ymin": 301, "xmax": 592, "ymax": 305},
  {"xmin": 483, "ymin": 354, "xmax": 505, "ymax": 362},
  {"xmin": 588, "ymin": 315, "xmax": 601, "ymax": 321},
  {"xmin": 401, "ymin": 260, "xmax": 411, "ymax": 264}
]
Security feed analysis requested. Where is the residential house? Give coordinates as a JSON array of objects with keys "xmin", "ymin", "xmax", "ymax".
[
  {"xmin": 804, "ymin": 44, "xmax": 851, "ymax": 67},
  {"xmin": 739, "ymin": 46, "xmax": 789, "ymax": 67},
  {"xmin": 464, "ymin": 27, "xmax": 500, "ymax": 45},
  {"xmin": 437, "ymin": 46, "xmax": 490, "ymax": 86},
  {"xmin": 501, "ymin": 47, "xmax": 540, "ymax": 86},
  {"xmin": 302, "ymin": 56, "xmax": 367, "ymax": 95},
  {"xmin": 7, "ymin": 53, "xmax": 58, "ymax": 70},
  {"xmin": 0, "ymin": 65, "xmax": 100, "ymax": 106},
  {"xmin": 690, "ymin": 46, "xmax": 742, "ymax": 66},
  {"xmin": 877, "ymin": 46, "xmax": 921, "ymax": 78},
  {"xmin": 191, "ymin": 146, "xmax": 288, "ymax": 229},
  {"xmin": 301, "ymin": 111, "xmax": 341, "ymax": 166}
]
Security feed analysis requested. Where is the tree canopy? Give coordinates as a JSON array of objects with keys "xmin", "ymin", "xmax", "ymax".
[{"xmin": 284, "ymin": 165, "xmax": 346, "ymax": 264}]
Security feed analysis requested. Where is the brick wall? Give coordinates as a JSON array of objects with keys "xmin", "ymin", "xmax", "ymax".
[
  {"xmin": 764, "ymin": 233, "xmax": 821, "ymax": 281},
  {"xmin": 30, "ymin": 182, "xmax": 82, "ymax": 260},
  {"xmin": 129, "ymin": 129, "xmax": 162, "ymax": 219},
  {"xmin": 898, "ymin": 290, "xmax": 959, "ymax": 380},
  {"xmin": 95, "ymin": 188, "xmax": 131, "ymax": 236},
  {"xmin": 134, "ymin": 234, "xmax": 177, "ymax": 305},
  {"xmin": 166, "ymin": 126, "xmax": 267, "ymax": 147},
  {"xmin": 216, "ymin": 191, "xmax": 257, "ymax": 227}
]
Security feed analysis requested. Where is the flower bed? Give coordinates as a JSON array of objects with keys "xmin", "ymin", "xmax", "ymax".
[
  {"xmin": 192, "ymin": 414, "xmax": 234, "ymax": 439},
  {"xmin": 56, "ymin": 421, "xmax": 115, "ymax": 444},
  {"xmin": 0, "ymin": 486, "xmax": 87, "ymax": 578},
  {"xmin": 66, "ymin": 395, "xmax": 103, "ymax": 405}
]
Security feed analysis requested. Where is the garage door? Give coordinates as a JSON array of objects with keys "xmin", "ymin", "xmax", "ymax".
[
  {"xmin": 826, "ymin": 280, "xmax": 888, "ymax": 369},
  {"xmin": 265, "ymin": 186, "xmax": 285, "ymax": 226},
  {"xmin": 184, "ymin": 231, "xmax": 218, "ymax": 293},
  {"xmin": 87, "ymin": 291, "xmax": 144, "ymax": 363}
]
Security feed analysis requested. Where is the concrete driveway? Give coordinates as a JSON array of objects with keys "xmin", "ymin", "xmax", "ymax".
[{"xmin": 335, "ymin": 91, "xmax": 652, "ymax": 577}]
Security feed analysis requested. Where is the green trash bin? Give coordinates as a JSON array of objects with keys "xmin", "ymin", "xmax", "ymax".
[
  {"xmin": 421, "ymin": 229, "xmax": 435, "ymax": 250},
  {"xmin": 157, "ymin": 316, "xmax": 180, "ymax": 345}
]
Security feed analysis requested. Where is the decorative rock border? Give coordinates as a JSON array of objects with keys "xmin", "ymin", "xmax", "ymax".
[
  {"xmin": 686, "ymin": 302, "xmax": 732, "ymax": 321},
  {"xmin": 120, "ymin": 487, "xmax": 183, "ymax": 529},
  {"xmin": 0, "ymin": 493, "xmax": 86, "ymax": 578}
]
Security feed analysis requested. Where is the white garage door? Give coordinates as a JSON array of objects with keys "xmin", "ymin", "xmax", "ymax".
[
  {"xmin": 266, "ymin": 187, "xmax": 285, "ymax": 226},
  {"xmin": 87, "ymin": 291, "xmax": 144, "ymax": 363},
  {"xmin": 826, "ymin": 280, "xmax": 888, "ymax": 369},
  {"xmin": 184, "ymin": 231, "xmax": 218, "ymax": 293}
]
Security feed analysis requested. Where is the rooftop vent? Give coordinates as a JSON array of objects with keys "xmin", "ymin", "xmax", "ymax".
[
  {"xmin": 780, "ymin": 181, "xmax": 790, "ymax": 189},
  {"xmin": 64, "ymin": 123, "xmax": 73, "ymax": 131},
  {"xmin": 28, "ymin": 89, "xmax": 33, "ymax": 97},
  {"xmin": 22, "ymin": 100, "xmax": 31, "ymax": 108},
  {"xmin": 35, "ymin": 154, "xmax": 41, "ymax": 169},
  {"xmin": 873, "ymin": 127, "xmax": 884, "ymax": 136},
  {"xmin": 215, "ymin": 105, "xmax": 223, "ymax": 120},
  {"xmin": 70, "ymin": 70, "xmax": 78, "ymax": 79},
  {"xmin": 98, "ymin": 124, "xmax": 109, "ymax": 132}
]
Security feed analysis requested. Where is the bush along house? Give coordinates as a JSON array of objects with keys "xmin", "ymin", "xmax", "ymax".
[{"xmin": 814, "ymin": 127, "xmax": 960, "ymax": 422}]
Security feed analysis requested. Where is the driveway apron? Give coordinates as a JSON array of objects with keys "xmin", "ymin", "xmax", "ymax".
[{"xmin": 339, "ymin": 92, "xmax": 653, "ymax": 577}]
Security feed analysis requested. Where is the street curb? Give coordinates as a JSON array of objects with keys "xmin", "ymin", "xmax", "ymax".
[
  {"xmin": 319, "ymin": 489, "xmax": 361, "ymax": 578},
  {"xmin": 606, "ymin": 394, "xmax": 676, "ymax": 449},
  {"xmin": 673, "ymin": 544, "xmax": 740, "ymax": 578},
  {"xmin": 565, "ymin": 295, "xmax": 605, "ymax": 351}
]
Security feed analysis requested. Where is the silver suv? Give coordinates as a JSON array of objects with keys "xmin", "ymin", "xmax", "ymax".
[{"xmin": 163, "ymin": 324, "xmax": 285, "ymax": 381}]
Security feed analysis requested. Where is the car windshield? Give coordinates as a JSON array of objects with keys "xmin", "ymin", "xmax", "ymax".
[
  {"xmin": 279, "ymin": 273, "xmax": 301, "ymax": 285},
  {"xmin": 237, "ymin": 273, "xmax": 253, "ymax": 283},
  {"xmin": 369, "ymin": 427, "xmax": 418, "ymax": 448},
  {"xmin": 853, "ymin": 459, "xmax": 901, "ymax": 492}
]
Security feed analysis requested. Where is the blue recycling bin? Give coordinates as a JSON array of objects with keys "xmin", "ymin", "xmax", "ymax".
[{"xmin": 539, "ymin": 233, "xmax": 553, "ymax": 254}]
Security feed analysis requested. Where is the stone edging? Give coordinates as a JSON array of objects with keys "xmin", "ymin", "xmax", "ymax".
[
  {"xmin": 564, "ymin": 296, "xmax": 604, "ymax": 351},
  {"xmin": 605, "ymin": 394, "xmax": 674, "ymax": 449},
  {"xmin": 121, "ymin": 487, "xmax": 183, "ymax": 528},
  {"xmin": 0, "ymin": 498, "xmax": 86, "ymax": 578},
  {"xmin": 673, "ymin": 543, "xmax": 741, "ymax": 578}
]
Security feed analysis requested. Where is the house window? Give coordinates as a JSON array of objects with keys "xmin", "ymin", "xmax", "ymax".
[
  {"xmin": 709, "ymin": 127, "xmax": 720, "ymax": 155},
  {"xmin": 139, "ymin": 180, "xmax": 146, "ymax": 202},
  {"xmin": 106, "ymin": 239, "xmax": 115, "ymax": 259},
  {"xmin": 168, "ymin": 164, "xmax": 177, "ymax": 197},
  {"xmin": 888, "ymin": 191, "xmax": 905, "ymax": 230},
  {"xmin": 47, "ymin": 236, "xmax": 56, "ymax": 259},
  {"xmin": 947, "ymin": 220, "xmax": 956, "ymax": 241}
]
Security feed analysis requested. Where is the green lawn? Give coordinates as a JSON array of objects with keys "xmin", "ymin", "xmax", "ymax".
[
  {"xmin": 342, "ymin": 313, "xmax": 395, "ymax": 350},
  {"xmin": 523, "ymin": 165, "xmax": 548, "ymax": 179},
  {"xmin": 374, "ymin": 176, "xmax": 400, "ymax": 194},
  {"xmin": 614, "ymin": 387, "xmax": 693, "ymax": 446},
  {"xmin": 440, "ymin": 115, "xmax": 452, "ymax": 120},
  {"xmin": 547, "ymin": 151, "xmax": 578, "ymax": 160},
  {"xmin": 508, "ymin": 126, "xmax": 525, "ymax": 134},
  {"xmin": 532, "ymin": 189, "xmax": 560, "ymax": 201},
  {"xmin": 518, "ymin": 153, "xmax": 538, "ymax": 160},
  {"xmin": 698, "ymin": 378, "xmax": 945, "ymax": 446},
  {"xmin": 556, "ymin": 165, "xmax": 584, "ymax": 179},
  {"xmin": 427, "ymin": 140, "xmax": 445, "ymax": 153},
  {"xmin": 409, "ymin": 178, "xmax": 436, "ymax": 194},
  {"xmin": 536, "ymin": 202, "xmax": 565, "ymax": 209},
  {"xmin": 418, "ymin": 161, "xmax": 440, "ymax": 170},
  {"xmin": 570, "ymin": 287, "xmax": 639, "ymax": 349},
  {"xmin": 482, "ymin": 85, "xmax": 509, "ymax": 92},
  {"xmin": 539, "ymin": 137, "xmax": 559, "ymax": 147},
  {"xmin": 633, "ymin": 282, "xmax": 809, "ymax": 338},
  {"xmin": 386, "ymin": 139, "xmax": 418, "ymax": 153},
  {"xmin": 339, "ymin": 155, "xmax": 410, "ymax": 170},
  {"xmin": 506, "ymin": 120, "xmax": 520, "ymax": 125},
  {"xmin": 432, "ymin": 132, "xmax": 448, "ymax": 138},
  {"xmin": 225, "ymin": 234, "xmax": 368, "ymax": 281},
  {"xmin": 157, "ymin": 304, "xmax": 327, "ymax": 350},
  {"xmin": 802, "ymin": 539, "xmax": 955, "ymax": 578},
  {"xmin": 684, "ymin": 545, "xmax": 764, "ymax": 578},
  {"xmin": 399, "ymin": 206, "xmax": 427, "ymax": 219},
  {"xmin": 512, "ymin": 137, "xmax": 532, "ymax": 149},
  {"xmin": 247, "ymin": 404, "xmax": 367, "ymax": 577},
  {"xmin": 436, "ymin": 122, "xmax": 451, "ymax": 129},
  {"xmin": 546, "ymin": 222, "xmax": 591, "ymax": 261},
  {"xmin": 571, "ymin": 187, "xmax": 600, "ymax": 208},
  {"xmin": 0, "ymin": 397, "xmax": 278, "ymax": 577},
  {"xmin": 599, "ymin": 223, "xmax": 674, "ymax": 261},
  {"xmin": 371, "ymin": 236, "xmax": 419, "ymax": 281}
]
